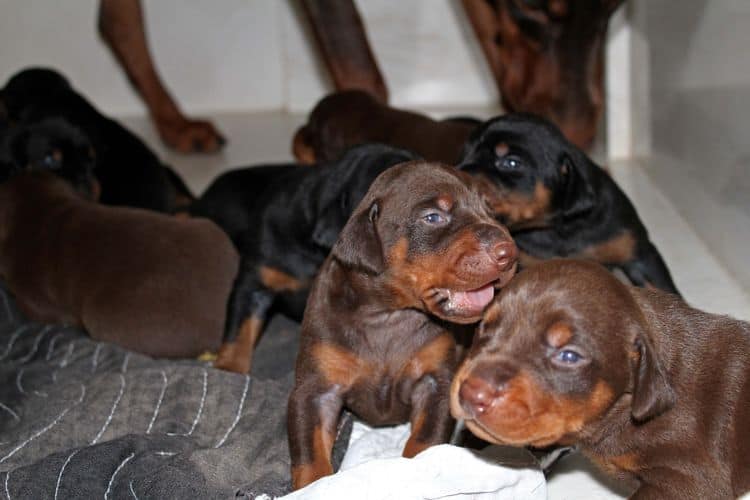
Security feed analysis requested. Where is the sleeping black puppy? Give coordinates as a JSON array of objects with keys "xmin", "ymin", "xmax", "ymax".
[
  {"xmin": 0, "ymin": 67, "xmax": 192, "ymax": 213},
  {"xmin": 0, "ymin": 117, "xmax": 99, "ymax": 198},
  {"xmin": 458, "ymin": 113, "xmax": 678, "ymax": 294},
  {"xmin": 190, "ymin": 143, "xmax": 418, "ymax": 373}
]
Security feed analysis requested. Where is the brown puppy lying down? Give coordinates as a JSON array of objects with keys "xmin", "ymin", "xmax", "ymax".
[
  {"xmin": 451, "ymin": 259, "xmax": 750, "ymax": 499},
  {"xmin": 292, "ymin": 90, "xmax": 478, "ymax": 165},
  {"xmin": 0, "ymin": 172, "xmax": 238, "ymax": 358},
  {"xmin": 288, "ymin": 161, "xmax": 518, "ymax": 490}
]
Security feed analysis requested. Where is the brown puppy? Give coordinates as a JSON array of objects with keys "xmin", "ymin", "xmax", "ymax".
[
  {"xmin": 292, "ymin": 90, "xmax": 478, "ymax": 165},
  {"xmin": 287, "ymin": 161, "xmax": 518, "ymax": 490},
  {"xmin": 0, "ymin": 172, "xmax": 239, "ymax": 358},
  {"xmin": 451, "ymin": 259, "xmax": 750, "ymax": 499}
]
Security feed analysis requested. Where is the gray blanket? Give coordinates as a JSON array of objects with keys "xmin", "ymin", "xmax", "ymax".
[{"xmin": 0, "ymin": 285, "xmax": 351, "ymax": 499}]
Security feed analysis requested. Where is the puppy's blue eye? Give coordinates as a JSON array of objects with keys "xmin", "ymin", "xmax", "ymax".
[
  {"xmin": 423, "ymin": 212, "xmax": 446, "ymax": 225},
  {"xmin": 556, "ymin": 349, "xmax": 582, "ymax": 364}
]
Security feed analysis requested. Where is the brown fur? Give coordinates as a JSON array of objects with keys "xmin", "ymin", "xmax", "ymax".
[
  {"xmin": 452, "ymin": 259, "xmax": 750, "ymax": 499},
  {"xmin": 288, "ymin": 161, "xmax": 518, "ymax": 490},
  {"xmin": 292, "ymin": 90, "xmax": 477, "ymax": 165},
  {"xmin": 300, "ymin": 0, "xmax": 388, "ymax": 103},
  {"xmin": 0, "ymin": 172, "xmax": 238, "ymax": 358},
  {"xmin": 98, "ymin": 0, "xmax": 225, "ymax": 153},
  {"xmin": 461, "ymin": 0, "xmax": 624, "ymax": 149}
]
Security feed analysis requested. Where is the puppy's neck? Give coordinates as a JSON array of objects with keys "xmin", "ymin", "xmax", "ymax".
[{"xmin": 327, "ymin": 257, "xmax": 430, "ymax": 321}]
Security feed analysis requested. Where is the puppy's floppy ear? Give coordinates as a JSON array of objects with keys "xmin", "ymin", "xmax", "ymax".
[
  {"xmin": 631, "ymin": 333, "xmax": 676, "ymax": 422},
  {"xmin": 558, "ymin": 152, "xmax": 597, "ymax": 221},
  {"xmin": 331, "ymin": 200, "xmax": 383, "ymax": 275}
]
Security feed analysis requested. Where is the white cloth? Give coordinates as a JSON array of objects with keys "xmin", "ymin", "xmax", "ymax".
[{"xmin": 278, "ymin": 422, "xmax": 546, "ymax": 500}]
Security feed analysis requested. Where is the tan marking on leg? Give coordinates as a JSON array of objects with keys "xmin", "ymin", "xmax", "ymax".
[
  {"xmin": 402, "ymin": 412, "xmax": 427, "ymax": 458},
  {"xmin": 578, "ymin": 231, "xmax": 636, "ymax": 264},
  {"xmin": 214, "ymin": 316, "xmax": 262, "ymax": 374},
  {"xmin": 312, "ymin": 342, "xmax": 363, "ymax": 389},
  {"xmin": 291, "ymin": 426, "xmax": 336, "ymax": 490},
  {"xmin": 259, "ymin": 266, "xmax": 304, "ymax": 293}
]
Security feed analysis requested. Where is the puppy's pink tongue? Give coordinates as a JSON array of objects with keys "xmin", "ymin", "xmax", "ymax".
[{"xmin": 452, "ymin": 284, "xmax": 495, "ymax": 313}]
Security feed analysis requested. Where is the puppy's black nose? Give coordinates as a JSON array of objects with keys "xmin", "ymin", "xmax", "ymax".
[{"xmin": 493, "ymin": 240, "xmax": 517, "ymax": 271}]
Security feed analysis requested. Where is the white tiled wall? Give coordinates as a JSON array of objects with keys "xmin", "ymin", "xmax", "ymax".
[
  {"xmin": 631, "ymin": 0, "xmax": 750, "ymax": 292},
  {"xmin": 0, "ymin": 0, "xmax": 496, "ymax": 116}
]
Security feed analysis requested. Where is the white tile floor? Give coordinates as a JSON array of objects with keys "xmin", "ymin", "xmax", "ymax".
[{"xmin": 121, "ymin": 110, "xmax": 750, "ymax": 499}]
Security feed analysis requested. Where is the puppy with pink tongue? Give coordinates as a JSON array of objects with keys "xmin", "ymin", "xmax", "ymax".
[{"xmin": 288, "ymin": 162, "xmax": 517, "ymax": 490}]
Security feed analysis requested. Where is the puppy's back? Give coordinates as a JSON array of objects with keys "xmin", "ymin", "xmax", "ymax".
[
  {"xmin": 631, "ymin": 286, "xmax": 750, "ymax": 493},
  {"xmin": 0, "ymin": 173, "xmax": 239, "ymax": 358}
]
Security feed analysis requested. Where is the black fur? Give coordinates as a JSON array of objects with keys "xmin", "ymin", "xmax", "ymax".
[
  {"xmin": 458, "ymin": 113, "xmax": 678, "ymax": 294},
  {"xmin": 190, "ymin": 143, "xmax": 419, "ymax": 340},
  {"xmin": 0, "ymin": 67, "xmax": 192, "ymax": 212},
  {"xmin": 0, "ymin": 117, "xmax": 97, "ymax": 198}
]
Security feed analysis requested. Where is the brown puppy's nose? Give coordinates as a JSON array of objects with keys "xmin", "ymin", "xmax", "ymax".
[
  {"xmin": 493, "ymin": 240, "xmax": 518, "ymax": 271},
  {"xmin": 459, "ymin": 361, "xmax": 516, "ymax": 416},
  {"xmin": 475, "ymin": 225, "xmax": 517, "ymax": 271},
  {"xmin": 459, "ymin": 375, "xmax": 501, "ymax": 416}
]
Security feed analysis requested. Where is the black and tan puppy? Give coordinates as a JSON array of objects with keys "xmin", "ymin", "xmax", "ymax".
[
  {"xmin": 0, "ymin": 117, "xmax": 99, "ymax": 198},
  {"xmin": 287, "ymin": 161, "xmax": 518, "ymax": 490},
  {"xmin": 0, "ymin": 171, "xmax": 238, "ymax": 358},
  {"xmin": 458, "ymin": 113, "xmax": 678, "ymax": 294},
  {"xmin": 451, "ymin": 259, "xmax": 750, "ymax": 499},
  {"xmin": 0, "ymin": 67, "xmax": 193, "ymax": 213},
  {"xmin": 190, "ymin": 144, "xmax": 419, "ymax": 374}
]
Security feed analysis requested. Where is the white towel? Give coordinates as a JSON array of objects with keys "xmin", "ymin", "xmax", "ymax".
[{"xmin": 278, "ymin": 422, "xmax": 546, "ymax": 500}]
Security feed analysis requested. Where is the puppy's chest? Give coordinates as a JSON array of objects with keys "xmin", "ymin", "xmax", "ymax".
[
  {"xmin": 341, "ymin": 324, "xmax": 453, "ymax": 425},
  {"xmin": 344, "ymin": 370, "xmax": 417, "ymax": 425}
]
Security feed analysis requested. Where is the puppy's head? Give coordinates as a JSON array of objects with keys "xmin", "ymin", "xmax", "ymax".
[
  {"xmin": 311, "ymin": 144, "xmax": 419, "ymax": 250},
  {"xmin": 332, "ymin": 161, "xmax": 518, "ymax": 324},
  {"xmin": 0, "ymin": 117, "xmax": 99, "ymax": 199},
  {"xmin": 1, "ymin": 68, "xmax": 71, "ymax": 114},
  {"xmin": 458, "ymin": 113, "xmax": 598, "ymax": 231},
  {"xmin": 291, "ymin": 90, "xmax": 383, "ymax": 164},
  {"xmin": 450, "ymin": 259, "xmax": 675, "ymax": 448}
]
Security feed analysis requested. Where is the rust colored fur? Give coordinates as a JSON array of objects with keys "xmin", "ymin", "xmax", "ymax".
[
  {"xmin": 461, "ymin": 0, "xmax": 624, "ymax": 149},
  {"xmin": 452, "ymin": 259, "xmax": 750, "ymax": 499},
  {"xmin": 292, "ymin": 90, "xmax": 478, "ymax": 165},
  {"xmin": 288, "ymin": 161, "xmax": 518, "ymax": 490},
  {"xmin": 0, "ymin": 172, "xmax": 238, "ymax": 358}
]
